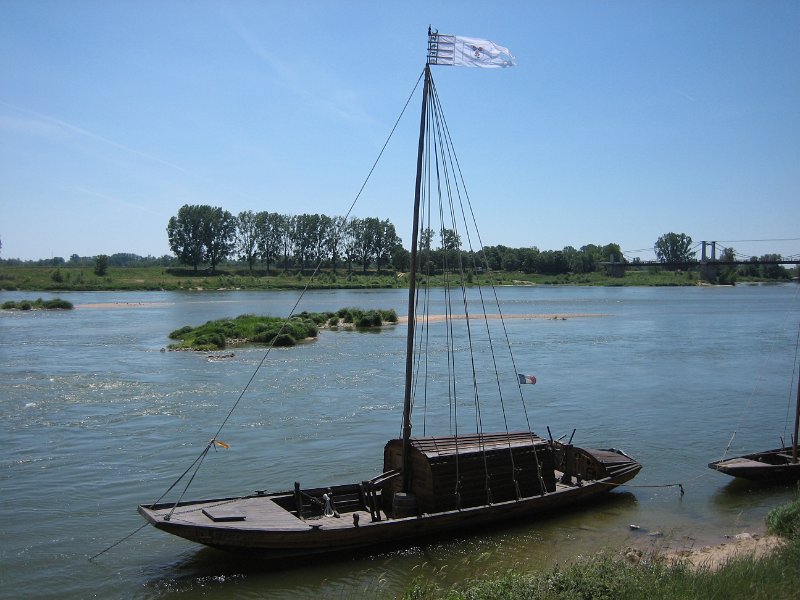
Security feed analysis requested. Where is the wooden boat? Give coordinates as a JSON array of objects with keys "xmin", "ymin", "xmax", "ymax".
[
  {"xmin": 139, "ymin": 29, "xmax": 642, "ymax": 557},
  {"xmin": 708, "ymin": 323, "xmax": 800, "ymax": 482},
  {"xmin": 708, "ymin": 344, "xmax": 800, "ymax": 482}
]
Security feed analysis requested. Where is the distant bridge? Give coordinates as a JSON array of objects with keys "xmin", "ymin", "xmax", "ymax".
[{"xmin": 604, "ymin": 240, "xmax": 800, "ymax": 280}]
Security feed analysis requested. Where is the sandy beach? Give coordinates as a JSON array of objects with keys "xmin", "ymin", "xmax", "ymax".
[{"xmin": 629, "ymin": 529, "xmax": 786, "ymax": 571}]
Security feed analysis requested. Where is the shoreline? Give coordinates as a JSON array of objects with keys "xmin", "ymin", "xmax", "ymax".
[{"xmin": 631, "ymin": 527, "xmax": 785, "ymax": 571}]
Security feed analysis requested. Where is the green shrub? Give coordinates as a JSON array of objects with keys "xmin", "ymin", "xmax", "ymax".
[
  {"xmin": 252, "ymin": 326, "xmax": 281, "ymax": 343},
  {"xmin": 42, "ymin": 298, "xmax": 73, "ymax": 309},
  {"xmin": 272, "ymin": 333, "xmax": 296, "ymax": 346},
  {"xmin": 301, "ymin": 319, "xmax": 318, "ymax": 338},
  {"xmin": 168, "ymin": 325, "xmax": 194, "ymax": 339},
  {"xmin": 356, "ymin": 310, "xmax": 382, "ymax": 327},
  {"xmin": 192, "ymin": 332, "xmax": 226, "ymax": 350},
  {"xmin": 338, "ymin": 307, "xmax": 358, "ymax": 323},
  {"xmin": 380, "ymin": 308, "xmax": 398, "ymax": 322},
  {"xmin": 767, "ymin": 496, "xmax": 800, "ymax": 538}
]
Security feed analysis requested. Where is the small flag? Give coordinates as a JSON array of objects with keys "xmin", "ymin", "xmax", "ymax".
[
  {"xmin": 429, "ymin": 33, "xmax": 516, "ymax": 68},
  {"xmin": 211, "ymin": 439, "xmax": 230, "ymax": 449},
  {"xmin": 518, "ymin": 374, "xmax": 537, "ymax": 385}
]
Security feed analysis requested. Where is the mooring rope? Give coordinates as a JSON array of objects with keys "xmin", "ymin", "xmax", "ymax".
[{"xmin": 607, "ymin": 481, "xmax": 686, "ymax": 496}]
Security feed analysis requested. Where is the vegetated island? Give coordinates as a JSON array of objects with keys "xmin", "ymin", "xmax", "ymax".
[
  {"xmin": 400, "ymin": 495, "xmax": 800, "ymax": 599},
  {"xmin": 1, "ymin": 298, "xmax": 73, "ymax": 310},
  {"xmin": 168, "ymin": 307, "xmax": 398, "ymax": 351}
]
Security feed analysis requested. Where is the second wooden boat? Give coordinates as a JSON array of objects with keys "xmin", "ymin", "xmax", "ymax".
[{"xmin": 708, "ymin": 325, "xmax": 800, "ymax": 482}]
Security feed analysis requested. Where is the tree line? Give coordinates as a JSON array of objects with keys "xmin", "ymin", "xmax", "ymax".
[
  {"xmin": 164, "ymin": 204, "xmax": 635, "ymax": 277},
  {"xmin": 0, "ymin": 220, "xmax": 793, "ymax": 281},
  {"xmin": 166, "ymin": 205, "xmax": 403, "ymax": 274},
  {"xmin": 0, "ymin": 252, "xmax": 176, "ymax": 268}
]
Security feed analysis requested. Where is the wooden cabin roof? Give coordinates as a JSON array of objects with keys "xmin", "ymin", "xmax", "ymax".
[{"xmin": 391, "ymin": 431, "xmax": 548, "ymax": 459}]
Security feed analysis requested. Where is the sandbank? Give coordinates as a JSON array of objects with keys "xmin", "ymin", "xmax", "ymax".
[
  {"xmin": 630, "ymin": 530, "xmax": 785, "ymax": 571},
  {"xmin": 76, "ymin": 302, "xmax": 173, "ymax": 309},
  {"xmin": 396, "ymin": 313, "xmax": 608, "ymax": 324}
]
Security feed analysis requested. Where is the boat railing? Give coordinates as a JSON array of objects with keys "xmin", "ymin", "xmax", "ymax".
[{"xmin": 361, "ymin": 469, "xmax": 401, "ymax": 522}]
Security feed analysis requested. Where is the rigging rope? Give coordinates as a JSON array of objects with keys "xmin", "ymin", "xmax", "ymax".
[
  {"xmin": 156, "ymin": 70, "xmax": 426, "ymax": 511},
  {"xmin": 93, "ymin": 71, "xmax": 426, "ymax": 559},
  {"xmin": 411, "ymin": 71, "xmax": 546, "ymax": 501}
]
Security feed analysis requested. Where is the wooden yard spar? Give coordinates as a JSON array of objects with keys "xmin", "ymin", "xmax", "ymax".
[{"xmin": 138, "ymin": 30, "xmax": 642, "ymax": 558}]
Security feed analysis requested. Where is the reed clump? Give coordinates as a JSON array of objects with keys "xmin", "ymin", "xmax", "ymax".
[
  {"xmin": 766, "ymin": 494, "xmax": 800, "ymax": 538},
  {"xmin": 336, "ymin": 307, "xmax": 398, "ymax": 327},
  {"xmin": 402, "ymin": 496, "xmax": 800, "ymax": 600}
]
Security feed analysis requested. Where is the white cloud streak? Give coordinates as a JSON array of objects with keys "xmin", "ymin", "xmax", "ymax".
[{"xmin": 0, "ymin": 100, "xmax": 199, "ymax": 177}]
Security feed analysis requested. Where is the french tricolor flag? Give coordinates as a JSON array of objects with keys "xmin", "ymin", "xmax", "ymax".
[{"xmin": 517, "ymin": 374, "xmax": 537, "ymax": 385}]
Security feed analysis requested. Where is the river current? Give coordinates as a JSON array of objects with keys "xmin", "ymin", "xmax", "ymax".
[{"xmin": 1, "ymin": 285, "xmax": 799, "ymax": 599}]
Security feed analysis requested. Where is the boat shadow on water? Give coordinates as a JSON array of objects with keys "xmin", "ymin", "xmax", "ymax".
[{"xmin": 712, "ymin": 477, "xmax": 800, "ymax": 506}]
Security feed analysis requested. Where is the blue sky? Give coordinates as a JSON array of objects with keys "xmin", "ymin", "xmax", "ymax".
[{"xmin": 1, "ymin": 1, "xmax": 798, "ymax": 262}]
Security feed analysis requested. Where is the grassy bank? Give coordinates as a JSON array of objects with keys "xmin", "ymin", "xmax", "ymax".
[
  {"xmin": 0, "ymin": 264, "xmax": 735, "ymax": 291},
  {"xmin": 402, "ymin": 496, "xmax": 800, "ymax": 600}
]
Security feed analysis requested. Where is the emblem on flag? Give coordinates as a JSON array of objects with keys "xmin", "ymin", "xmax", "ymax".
[
  {"xmin": 428, "ymin": 33, "xmax": 516, "ymax": 68},
  {"xmin": 518, "ymin": 374, "xmax": 537, "ymax": 385}
]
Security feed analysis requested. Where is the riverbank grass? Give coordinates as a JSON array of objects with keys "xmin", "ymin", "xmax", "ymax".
[
  {"xmin": 402, "ymin": 496, "xmax": 800, "ymax": 600},
  {"xmin": 0, "ymin": 264, "xmax": 733, "ymax": 291}
]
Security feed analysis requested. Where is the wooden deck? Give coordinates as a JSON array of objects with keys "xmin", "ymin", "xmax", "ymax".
[
  {"xmin": 145, "ymin": 494, "xmax": 389, "ymax": 532},
  {"xmin": 147, "ymin": 478, "xmax": 581, "ymax": 533},
  {"xmin": 151, "ymin": 496, "xmax": 310, "ymax": 531},
  {"xmin": 717, "ymin": 457, "xmax": 769, "ymax": 469}
]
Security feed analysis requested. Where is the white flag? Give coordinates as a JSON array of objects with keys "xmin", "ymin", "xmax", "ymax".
[{"xmin": 430, "ymin": 34, "xmax": 516, "ymax": 68}]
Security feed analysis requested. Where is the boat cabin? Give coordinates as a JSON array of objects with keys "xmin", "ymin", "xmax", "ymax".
[{"xmin": 383, "ymin": 432, "xmax": 556, "ymax": 514}]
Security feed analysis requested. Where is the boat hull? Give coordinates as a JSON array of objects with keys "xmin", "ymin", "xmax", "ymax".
[
  {"xmin": 708, "ymin": 447, "xmax": 800, "ymax": 481},
  {"xmin": 138, "ymin": 448, "xmax": 641, "ymax": 558}
]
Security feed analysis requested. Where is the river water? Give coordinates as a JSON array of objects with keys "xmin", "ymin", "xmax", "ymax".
[{"xmin": 1, "ymin": 285, "xmax": 799, "ymax": 599}]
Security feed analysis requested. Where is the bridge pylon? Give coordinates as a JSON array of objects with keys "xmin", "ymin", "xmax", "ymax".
[{"xmin": 700, "ymin": 241, "xmax": 718, "ymax": 282}]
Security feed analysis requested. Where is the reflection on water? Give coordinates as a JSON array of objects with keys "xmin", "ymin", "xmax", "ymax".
[
  {"xmin": 1, "ymin": 286, "xmax": 799, "ymax": 599},
  {"xmin": 712, "ymin": 478, "xmax": 800, "ymax": 512}
]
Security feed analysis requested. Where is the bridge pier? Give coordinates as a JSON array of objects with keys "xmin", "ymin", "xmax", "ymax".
[
  {"xmin": 700, "ymin": 241, "xmax": 718, "ymax": 282},
  {"xmin": 605, "ymin": 254, "xmax": 625, "ymax": 278}
]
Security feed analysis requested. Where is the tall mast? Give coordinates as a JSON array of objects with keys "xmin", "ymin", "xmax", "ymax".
[{"xmin": 401, "ymin": 59, "xmax": 431, "ymax": 493}]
